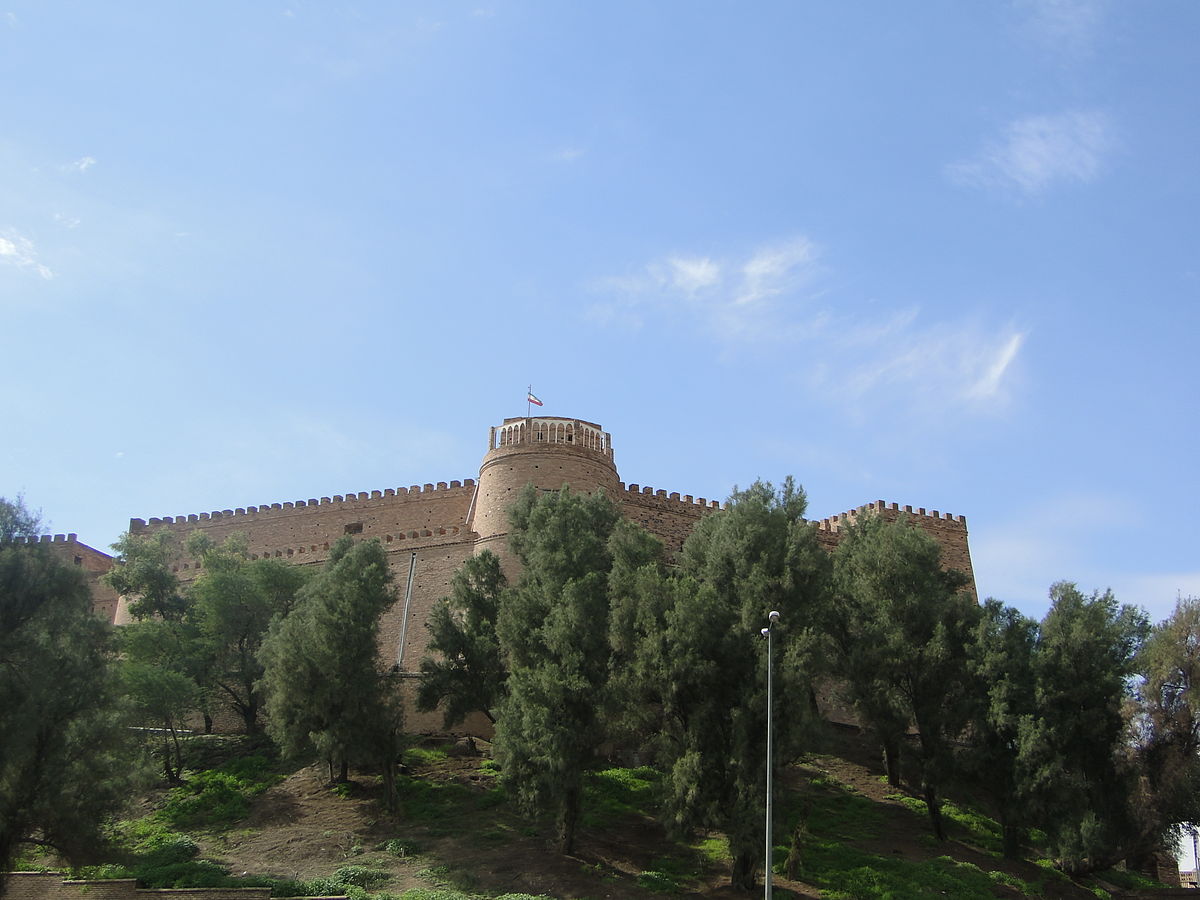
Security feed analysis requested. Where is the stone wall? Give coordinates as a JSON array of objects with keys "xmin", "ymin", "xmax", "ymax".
[{"xmin": 3, "ymin": 873, "xmax": 340, "ymax": 900}]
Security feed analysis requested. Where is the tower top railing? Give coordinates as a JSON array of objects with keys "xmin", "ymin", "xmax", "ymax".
[{"xmin": 488, "ymin": 417, "xmax": 613, "ymax": 457}]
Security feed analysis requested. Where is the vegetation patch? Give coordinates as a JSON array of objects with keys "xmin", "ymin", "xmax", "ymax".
[{"xmin": 582, "ymin": 765, "xmax": 660, "ymax": 825}]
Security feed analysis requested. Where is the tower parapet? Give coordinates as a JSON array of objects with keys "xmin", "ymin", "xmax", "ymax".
[{"xmin": 469, "ymin": 417, "xmax": 621, "ymax": 557}]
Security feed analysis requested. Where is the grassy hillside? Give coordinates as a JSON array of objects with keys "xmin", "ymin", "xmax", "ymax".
[{"xmin": 16, "ymin": 727, "xmax": 1172, "ymax": 900}]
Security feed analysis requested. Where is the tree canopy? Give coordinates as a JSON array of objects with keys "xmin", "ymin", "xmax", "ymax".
[
  {"xmin": 0, "ymin": 498, "xmax": 140, "ymax": 891},
  {"xmin": 417, "ymin": 549, "xmax": 507, "ymax": 728},
  {"xmin": 258, "ymin": 536, "xmax": 398, "ymax": 787},
  {"xmin": 493, "ymin": 485, "xmax": 647, "ymax": 855}
]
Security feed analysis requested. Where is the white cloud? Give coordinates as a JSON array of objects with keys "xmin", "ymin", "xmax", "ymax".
[
  {"xmin": 64, "ymin": 156, "xmax": 97, "ymax": 174},
  {"xmin": 591, "ymin": 236, "xmax": 1026, "ymax": 416},
  {"xmin": 948, "ymin": 110, "xmax": 1113, "ymax": 195},
  {"xmin": 967, "ymin": 332, "xmax": 1025, "ymax": 400},
  {"xmin": 551, "ymin": 147, "xmax": 586, "ymax": 163},
  {"xmin": 592, "ymin": 236, "xmax": 822, "ymax": 340},
  {"xmin": 54, "ymin": 213, "xmax": 81, "ymax": 229},
  {"xmin": 1017, "ymin": 0, "xmax": 1106, "ymax": 56},
  {"xmin": 665, "ymin": 256, "xmax": 720, "ymax": 294},
  {"xmin": 735, "ymin": 238, "xmax": 817, "ymax": 306},
  {"xmin": 0, "ymin": 229, "xmax": 53, "ymax": 279}
]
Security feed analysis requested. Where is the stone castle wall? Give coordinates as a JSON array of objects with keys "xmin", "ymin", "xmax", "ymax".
[
  {"xmin": 9, "ymin": 534, "xmax": 121, "ymax": 622},
  {"xmin": 3, "ymin": 872, "xmax": 342, "ymax": 900}
]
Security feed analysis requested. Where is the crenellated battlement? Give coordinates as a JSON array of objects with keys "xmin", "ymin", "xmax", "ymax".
[
  {"xmin": 489, "ymin": 416, "xmax": 613, "ymax": 458},
  {"xmin": 8, "ymin": 532, "xmax": 81, "ymax": 544},
  {"xmin": 814, "ymin": 500, "xmax": 967, "ymax": 533},
  {"xmin": 620, "ymin": 483, "xmax": 723, "ymax": 510},
  {"xmin": 167, "ymin": 524, "xmax": 470, "ymax": 574},
  {"xmin": 131, "ymin": 480, "xmax": 476, "ymax": 531}
]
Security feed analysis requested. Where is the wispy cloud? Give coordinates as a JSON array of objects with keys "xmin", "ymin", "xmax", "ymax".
[
  {"xmin": 550, "ymin": 146, "xmax": 586, "ymax": 163},
  {"xmin": 948, "ymin": 110, "xmax": 1113, "ymax": 196},
  {"xmin": 62, "ymin": 156, "xmax": 97, "ymax": 174},
  {"xmin": 0, "ymin": 229, "xmax": 53, "ymax": 280},
  {"xmin": 591, "ymin": 236, "xmax": 1026, "ymax": 415},
  {"xmin": 1017, "ymin": 0, "xmax": 1106, "ymax": 57},
  {"xmin": 592, "ymin": 236, "xmax": 822, "ymax": 338}
]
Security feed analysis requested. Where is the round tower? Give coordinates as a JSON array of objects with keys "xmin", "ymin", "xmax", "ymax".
[{"xmin": 468, "ymin": 416, "xmax": 620, "ymax": 559}]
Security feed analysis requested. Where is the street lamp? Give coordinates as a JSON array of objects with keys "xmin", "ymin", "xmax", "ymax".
[{"xmin": 762, "ymin": 609, "xmax": 781, "ymax": 900}]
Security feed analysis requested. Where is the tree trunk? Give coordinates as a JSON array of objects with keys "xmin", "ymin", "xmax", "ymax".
[
  {"xmin": 338, "ymin": 759, "xmax": 349, "ymax": 783},
  {"xmin": 730, "ymin": 849, "xmax": 758, "ymax": 891},
  {"xmin": 923, "ymin": 780, "xmax": 946, "ymax": 841},
  {"xmin": 1001, "ymin": 821, "xmax": 1024, "ymax": 860},
  {"xmin": 203, "ymin": 711, "xmax": 213, "ymax": 735},
  {"xmin": 327, "ymin": 757, "xmax": 335, "ymax": 783},
  {"xmin": 883, "ymin": 737, "xmax": 902, "ymax": 787},
  {"xmin": 557, "ymin": 783, "xmax": 580, "ymax": 855}
]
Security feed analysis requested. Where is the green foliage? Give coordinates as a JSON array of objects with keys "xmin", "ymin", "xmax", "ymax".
[
  {"xmin": 106, "ymin": 530, "xmax": 188, "ymax": 621},
  {"xmin": 961, "ymin": 597, "xmax": 1039, "ymax": 858},
  {"xmin": 1128, "ymin": 596, "xmax": 1200, "ymax": 865},
  {"xmin": 332, "ymin": 864, "xmax": 391, "ymax": 888},
  {"xmin": 418, "ymin": 550, "xmax": 507, "ymax": 728},
  {"xmin": 380, "ymin": 837, "xmax": 423, "ymax": 858},
  {"xmin": 403, "ymin": 745, "xmax": 449, "ymax": 766},
  {"xmin": 624, "ymin": 478, "xmax": 830, "ymax": 889},
  {"xmin": 829, "ymin": 513, "xmax": 976, "ymax": 841},
  {"xmin": 157, "ymin": 756, "xmax": 281, "ymax": 829},
  {"xmin": 0, "ymin": 498, "xmax": 143, "ymax": 888},
  {"xmin": 188, "ymin": 533, "xmax": 309, "ymax": 732},
  {"xmin": 1019, "ymin": 582, "xmax": 1149, "ymax": 873},
  {"xmin": 584, "ymin": 766, "xmax": 659, "ymax": 817},
  {"xmin": 258, "ymin": 537, "xmax": 402, "ymax": 795},
  {"xmin": 494, "ymin": 485, "xmax": 649, "ymax": 855}
]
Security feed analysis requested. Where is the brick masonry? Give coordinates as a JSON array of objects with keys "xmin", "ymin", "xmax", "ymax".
[{"xmin": 4, "ymin": 872, "xmax": 344, "ymax": 900}]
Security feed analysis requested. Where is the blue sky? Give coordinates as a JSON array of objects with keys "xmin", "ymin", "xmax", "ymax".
[{"xmin": 2, "ymin": 1, "xmax": 1197, "ymax": 624}]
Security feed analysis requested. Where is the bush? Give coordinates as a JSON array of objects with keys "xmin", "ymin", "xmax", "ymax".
[{"xmin": 332, "ymin": 865, "xmax": 391, "ymax": 888}]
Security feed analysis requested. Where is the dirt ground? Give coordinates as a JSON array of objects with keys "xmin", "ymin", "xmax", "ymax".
[{"xmin": 190, "ymin": 734, "xmax": 1116, "ymax": 900}]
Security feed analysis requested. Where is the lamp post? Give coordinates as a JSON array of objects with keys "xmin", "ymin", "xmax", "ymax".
[{"xmin": 762, "ymin": 609, "xmax": 780, "ymax": 900}]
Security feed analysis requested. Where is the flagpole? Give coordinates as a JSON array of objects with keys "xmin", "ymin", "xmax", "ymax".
[{"xmin": 527, "ymin": 384, "xmax": 531, "ymax": 418}]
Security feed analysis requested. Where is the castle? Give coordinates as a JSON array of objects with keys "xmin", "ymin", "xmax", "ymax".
[{"xmin": 23, "ymin": 414, "xmax": 976, "ymax": 734}]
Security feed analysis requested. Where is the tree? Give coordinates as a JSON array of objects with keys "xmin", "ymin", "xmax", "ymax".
[
  {"xmin": 105, "ymin": 530, "xmax": 188, "ymax": 621},
  {"xmin": 493, "ymin": 485, "xmax": 642, "ymax": 855},
  {"xmin": 106, "ymin": 528, "xmax": 221, "ymax": 743},
  {"xmin": 417, "ymin": 549, "xmax": 507, "ymax": 728},
  {"xmin": 962, "ymin": 599, "xmax": 1039, "ymax": 858},
  {"xmin": 1118, "ymin": 596, "xmax": 1200, "ymax": 873},
  {"xmin": 120, "ymin": 661, "xmax": 196, "ymax": 782},
  {"xmin": 1018, "ymin": 581, "xmax": 1148, "ymax": 874},
  {"xmin": 830, "ymin": 513, "xmax": 976, "ymax": 841},
  {"xmin": 628, "ymin": 479, "xmax": 830, "ymax": 889},
  {"xmin": 258, "ymin": 536, "xmax": 398, "ymax": 786},
  {"xmin": 187, "ymin": 533, "xmax": 309, "ymax": 733},
  {"xmin": 0, "ymin": 498, "xmax": 140, "ymax": 892}
]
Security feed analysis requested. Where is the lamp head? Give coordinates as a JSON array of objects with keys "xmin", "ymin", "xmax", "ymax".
[
  {"xmin": 760, "ymin": 627, "xmax": 770, "ymax": 637},
  {"xmin": 769, "ymin": 610, "xmax": 781, "ymax": 623}
]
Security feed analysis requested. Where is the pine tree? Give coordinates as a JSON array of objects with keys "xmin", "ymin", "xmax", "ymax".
[
  {"xmin": 188, "ymin": 533, "xmax": 308, "ymax": 732},
  {"xmin": 0, "ymin": 498, "xmax": 139, "ymax": 891},
  {"xmin": 493, "ymin": 485, "xmax": 649, "ymax": 855},
  {"xmin": 629, "ymin": 479, "xmax": 830, "ymax": 890},
  {"xmin": 1018, "ymin": 582, "xmax": 1147, "ymax": 873},
  {"xmin": 830, "ymin": 513, "xmax": 976, "ymax": 841},
  {"xmin": 417, "ymin": 549, "xmax": 507, "ymax": 727},
  {"xmin": 962, "ymin": 599, "xmax": 1039, "ymax": 858},
  {"xmin": 258, "ymin": 536, "xmax": 398, "ymax": 784}
]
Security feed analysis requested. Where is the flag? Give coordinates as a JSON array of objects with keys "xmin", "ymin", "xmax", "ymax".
[{"xmin": 527, "ymin": 392, "xmax": 544, "ymax": 407}]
